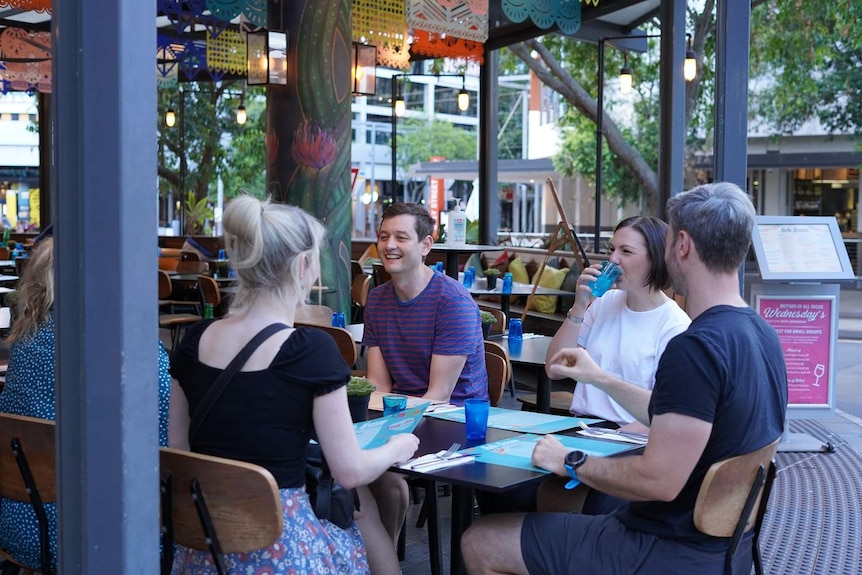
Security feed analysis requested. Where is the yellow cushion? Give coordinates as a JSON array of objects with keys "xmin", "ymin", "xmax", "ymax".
[
  {"xmin": 529, "ymin": 266, "xmax": 569, "ymax": 313},
  {"xmin": 508, "ymin": 257, "xmax": 529, "ymax": 303}
]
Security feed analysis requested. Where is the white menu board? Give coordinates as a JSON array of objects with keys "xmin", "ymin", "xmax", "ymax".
[{"xmin": 751, "ymin": 216, "xmax": 854, "ymax": 281}]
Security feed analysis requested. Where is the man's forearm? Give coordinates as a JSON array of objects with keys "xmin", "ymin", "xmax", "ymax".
[{"xmin": 591, "ymin": 372, "xmax": 652, "ymax": 426}]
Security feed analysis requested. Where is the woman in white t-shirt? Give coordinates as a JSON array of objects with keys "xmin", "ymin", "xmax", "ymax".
[{"xmin": 545, "ymin": 216, "xmax": 691, "ymax": 430}]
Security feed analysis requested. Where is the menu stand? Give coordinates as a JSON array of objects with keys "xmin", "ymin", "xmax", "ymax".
[
  {"xmin": 750, "ymin": 216, "xmax": 855, "ymax": 453},
  {"xmin": 522, "ymin": 178, "xmax": 591, "ymax": 321}
]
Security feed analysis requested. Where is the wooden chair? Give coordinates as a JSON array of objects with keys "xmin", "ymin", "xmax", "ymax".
[
  {"xmin": 197, "ymin": 275, "xmax": 222, "ymax": 316},
  {"xmin": 0, "ymin": 413, "xmax": 57, "ymax": 575},
  {"xmin": 295, "ymin": 322, "xmax": 357, "ymax": 368},
  {"xmin": 158, "ymin": 270, "xmax": 202, "ymax": 350},
  {"xmin": 294, "ymin": 304, "xmax": 334, "ymax": 326},
  {"xmin": 477, "ymin": 304, "xmax": 506, "ymax": 336},
  {"xmin": 483, "ymin": 340, "xmax": 510, "ymax": 407},
  {"xmin": 179, "ymin": 251, "xmax": 200, "ymax": 262},
  {"xmin": 350, "ymin": 274, "xmax": 372, "ymax": 324},
  {"xmin": 371, "ymin": 263, "xmax": 390, "ymax": 287},
  {"xmin": 175, "ymin": 260, "xmax": 208, "ymax": 275},
  {"xmin": 159, "ymin": 448, "xmax": 283, "ymax": 575},
  {"xmin": 693, "ymin": 439, "xmax": 780, "ymax": 575},
  {"xmin": 0, "ymin": 247, "xmax": 10, "ymax": 260}
]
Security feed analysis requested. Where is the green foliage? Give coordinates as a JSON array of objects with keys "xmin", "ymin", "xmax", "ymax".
[
  {"xmin": 750, "ymin": 0, "xmax": 862, "ymax": 135},
  {"xmin": 480, "ymin": 310, "xmax": 498, "ymax": 325},
  {"xmin": 183, "ymin": 191, "xmax": 214, "ymax": 234},
  {"xmin": 347, "ymin": 376, "xmax": 376, "ymax": 396},
  {"xmin": 157, "ymin": 82, "xmax": 267, "ymax": 223},
  {"xmin": 483, "ymin": 268, "xmax": 501, "ymax": 277},
  {"xmin": 397, "ymin": 119, "xmax": 477, "ymax": 172}
]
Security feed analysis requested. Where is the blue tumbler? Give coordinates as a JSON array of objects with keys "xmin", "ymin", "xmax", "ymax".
[
  {"xmin": 502, "ymin": 272, "xmax": 513, "ymax": 295},
  {"xmin": 508, "ymin": 318, "xmax": 523, "ymax": 355}
]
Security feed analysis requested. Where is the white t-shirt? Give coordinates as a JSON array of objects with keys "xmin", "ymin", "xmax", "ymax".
[{"xmin": 570, "ymin": 289, "xmax": 691, "ymax": 425}]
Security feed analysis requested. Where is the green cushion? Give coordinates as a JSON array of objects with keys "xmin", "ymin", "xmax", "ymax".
[{"xmin": 465, "ymin": 252, "xmax": 484, "ymax": 274}]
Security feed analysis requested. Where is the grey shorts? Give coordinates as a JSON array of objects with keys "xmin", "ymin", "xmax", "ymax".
[{"xmin": 520, "ymin": 512, "xmax": 750, "ymax": 575}]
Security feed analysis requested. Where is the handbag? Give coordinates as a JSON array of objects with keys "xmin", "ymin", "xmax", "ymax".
[{"xmin": 188, "ymin": 322, "xmax": 358, "ymax": 530}]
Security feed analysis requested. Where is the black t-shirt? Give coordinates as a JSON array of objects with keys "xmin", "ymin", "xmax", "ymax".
[
  {"xmin": 617, "ymin": 306, "xmax": 788, "ymax": 546},
  {"xmin": 170, "ymin": 320, "xmax": 350, "ymax": 488}
]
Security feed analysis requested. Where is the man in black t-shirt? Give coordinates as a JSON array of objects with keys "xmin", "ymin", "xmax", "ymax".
[{"xmin": 461, "ymin": 182, "xmax": 788, "ymax": 575}]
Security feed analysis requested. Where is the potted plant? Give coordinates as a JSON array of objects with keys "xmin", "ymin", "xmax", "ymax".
[
  {"xmin": 346, "ymin": 375, "xmax": 376, "ymax": 422},
  {"xmin": 480, "ymin": 310, "xmax": 498, "ymax": 339},
  {"xmin": 483, "ymin": 268, "xmax": 501, "ymax": 290}
]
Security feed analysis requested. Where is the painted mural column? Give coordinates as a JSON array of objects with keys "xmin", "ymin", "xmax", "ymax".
[{"xmin": 266, "ymin": 0, "xmax": 352, "ymax": 315}]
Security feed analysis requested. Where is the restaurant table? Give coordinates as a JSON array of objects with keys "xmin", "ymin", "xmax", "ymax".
[
  {"xmin": 0, "ymin": 274, "xmax": 19, "ymax": 283},
  {"xmin": 467, "ymin": 276, "xmax": 571, "ymax": 328},
  {"xmin": 487, "ymin": 334, "xmax": 555, "ymax": 414},
  {"xmin": 391, "ymin": 411, "xmax": 638, "ymax": 575},
  {"xmin": 392, "ymin": 415, "xmax": 543, "ymax": 575},
  {"xmin": 429, "ymin": 244, "xmax": 500, "ymax": 280},
  {"xmin": 346, "ymin": 323, "xmax": 364, "ymax": 343}
]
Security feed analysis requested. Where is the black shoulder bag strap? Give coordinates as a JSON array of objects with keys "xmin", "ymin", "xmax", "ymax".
[{"xmin": 188, "ymin": 323, "xmax": 289, "ymax": 448}]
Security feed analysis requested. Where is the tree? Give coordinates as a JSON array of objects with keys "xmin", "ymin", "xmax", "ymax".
[
  {"xmin": 157, "ymin": 82, "xmax": 267, "ymax": 233},
  {"xmin": 397, "ymin": 118, "xmax": 477, "ymax": 203},
  {"xmin": 749, "ymin": 0, "xmax": 862, "ymax": 136},
  {"xmin": 506, "ymin": 0, "xmax": 716, "ymax": 213}
]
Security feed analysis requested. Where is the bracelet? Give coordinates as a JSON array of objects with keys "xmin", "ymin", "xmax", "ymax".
[{"xmin": 566, "ymin": 309, "xmax": 584, "ymax": 325}]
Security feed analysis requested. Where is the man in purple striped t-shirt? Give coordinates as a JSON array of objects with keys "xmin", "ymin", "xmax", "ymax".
[{"xmin": 361, "ymin": 203, "xmax": 488, "ymax": 560}]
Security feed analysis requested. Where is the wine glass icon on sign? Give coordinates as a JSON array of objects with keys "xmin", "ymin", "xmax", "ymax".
[{"xmin": 813, "ymin": 364, "xmax": 825, "ymax": 387}]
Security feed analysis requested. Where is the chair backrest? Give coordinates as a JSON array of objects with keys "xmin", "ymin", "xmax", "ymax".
[
  {"xmin": 197, "ymin": 275, "xmax": 221, "ymax": 308},
  {"xmin": 0, "ymin": 413, "xmax": 57, "ymax": 504},
  {"xmin": 159, "ymin": 447, "xmax": 282, "ymax": 554},
  {"xmin": 295, "ymin": 304, "xmax": 334, "ymax": 326},
  {"xmin": 371, "ymin": 263, "xmax": 391, "ymax": 286},
  {"xmin": 477, "ymin": 304, "xmax": 506, "ymax": 336},
  {"xmin": 180, "ymin": 251, "xmax": 201, "ymax": 262},
  {"xmin": 483, "ymin": 340, "xmax": 510, "ymax": 407},
  {"xmin": 0, "ymin": 247, "xmax": 10, "ymax": 260},
  {"xmin": 158, "ymin": 270, "xmax": 173, "ymax": 299},
  {"xmin": 296, "ymin": 322, "xmax": 358, "ymax": 368},
  {"xmin": 175, "ymin": 260, "xmax": 209, "ymax": 275},
  {"xmin": 693, "ymin": 439, "xmax": 780, "ymax": 537},
  {"xmin": 351, "ymin": 274, "xmax": 372, "ymax": 308},
  {"xmin": 351, "ymin": 260, "xmax": 364, "ymax": 281}
]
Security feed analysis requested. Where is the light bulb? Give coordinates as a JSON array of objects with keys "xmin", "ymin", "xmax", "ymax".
[
  {"xmin": 457, "ymin": 89, "xmax": 469, "ymax": 111},
  {"xmin": 165, "ymin": 108, "xmax": 176, "ymax": 127},
  {"xmin": 684, "ymin": 34, "xmax": 697, "ymax": 82},
  {"xmin": 236, "ymin": 105, "xmax": 247, "ymax": 125},
  {"xmin": 394, "ymin": 98, "xmax": 406, "ymax": 117},
  {"xmin": 619, "ymin": 66, "xmax": 633, "ymax": 95}
]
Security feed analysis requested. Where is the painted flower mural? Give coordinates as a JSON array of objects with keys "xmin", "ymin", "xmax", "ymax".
[{"xmin": 291, "ymin": 121, "xmax": 337, "ymax": 169}]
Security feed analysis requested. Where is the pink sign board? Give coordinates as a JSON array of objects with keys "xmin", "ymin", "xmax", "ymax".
[{"xmin": 757, "ymin": 296, "xmax": 833, "ymax": 406}]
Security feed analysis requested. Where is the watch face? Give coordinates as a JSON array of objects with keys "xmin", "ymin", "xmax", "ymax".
[{"xmin": 565, "ymin": 450, "xmax": 586, "ymax": 468}]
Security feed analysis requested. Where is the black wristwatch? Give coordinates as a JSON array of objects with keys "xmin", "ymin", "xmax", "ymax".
[{"xmin": 564, "ymin": 450, "xmax": 587, "ymax": 475}]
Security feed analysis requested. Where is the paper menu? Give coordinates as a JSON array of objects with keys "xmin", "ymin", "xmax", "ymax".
[
  {"xmin": 427, "ymin": 406, "xmax": 600, "ymax": 434},
  {"xmin": 354, "ymin": 403, "xmax": 429, "ymax": 449}
]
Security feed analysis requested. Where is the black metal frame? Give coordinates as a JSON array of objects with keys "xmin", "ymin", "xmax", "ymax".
[{"xmin": 10, "ymin": 437, "xmax": 54, "ymax": 575}]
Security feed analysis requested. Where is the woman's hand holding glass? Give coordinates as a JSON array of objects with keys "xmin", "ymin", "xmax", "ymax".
[{"xmin": 571, "ymin": 264, "xmax": 604, "ymax": 317}]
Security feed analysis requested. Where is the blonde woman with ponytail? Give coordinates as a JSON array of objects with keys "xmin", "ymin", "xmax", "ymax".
[
  {"xmin": 0, "ymin": 237, "xmax": 172, "ymax": 571},
  {"xmin": 167, "ymin": 196, "xmax": 418, "ymax": 574}
]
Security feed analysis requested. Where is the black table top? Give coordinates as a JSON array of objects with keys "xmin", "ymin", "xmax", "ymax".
[{"xmin": 394, "ymin": 416, "xmax": 548, "ymax": 493}]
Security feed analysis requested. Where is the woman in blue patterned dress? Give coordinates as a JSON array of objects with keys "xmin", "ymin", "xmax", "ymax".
[
  {"xmin": 0, "ymin": 237, "xmax": 172, "ymax": 570},
  {"xmin": 168, "ymin": 196, "xmax": 419, "ymax": 574}
]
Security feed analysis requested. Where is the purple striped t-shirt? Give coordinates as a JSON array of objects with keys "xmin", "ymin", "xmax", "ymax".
[{"xmin": 363, "ymin": 272, "xmax": 488, "ymax": 405}]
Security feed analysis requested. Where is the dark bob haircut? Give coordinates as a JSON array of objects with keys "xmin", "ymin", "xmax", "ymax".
[{"xmin": 614, "ymin": 216, "xmax": 670, "ymax": 291}]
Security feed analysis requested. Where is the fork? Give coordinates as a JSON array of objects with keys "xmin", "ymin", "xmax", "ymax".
[{"xmin": 438, "ymin": 442, "xmax": 462, "ymax": 459}]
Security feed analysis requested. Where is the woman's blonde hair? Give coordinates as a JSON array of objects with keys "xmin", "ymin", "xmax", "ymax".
[
  {"xmin": 222, "ymin": 195, "xmax": 326, "ymax": 314},
  {"xmin": 6, "ymin": 237, "xmax": 54, "ymax": 343}
]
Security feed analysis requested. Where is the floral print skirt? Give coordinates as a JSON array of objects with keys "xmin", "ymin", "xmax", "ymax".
[{"xmin": 171, "ymin": 488, "xmax": 369, "ymax": 574}]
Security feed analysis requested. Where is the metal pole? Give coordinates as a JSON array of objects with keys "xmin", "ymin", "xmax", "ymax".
[
  {"xmin": 391, "ymin": 75, "xmax": 398, "ymax": 202},
  {"xmin": 594, "ymin": 40, "xmax": 605, "ymax": 254},
  {"xmin": 179, "ymin": 90, "xmax": 186, "ymax": 235}
]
